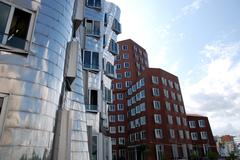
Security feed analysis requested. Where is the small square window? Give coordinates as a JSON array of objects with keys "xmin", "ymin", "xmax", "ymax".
[
  {"xmin": 122, "ymin": 45, "xmax": 128, "ymax": 51},
  {"xmin": 123, "ymin": 53, "xmax": 129, "ymax": 59}
]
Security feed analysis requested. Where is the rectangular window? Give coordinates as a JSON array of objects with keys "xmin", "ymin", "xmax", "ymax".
[
  {"xmin": 140, "ymin": 131, "xmax": 146, "ymax": 140},
  {"xmin": 153, "ymin": 101, "xmax": 161, "ymax": 110},
  {"xmin": 168, "ymin": 115, "xmax": 173, "ymax": 125},
  {"xmin": 180, "ymin": 105, "xmax": 185, "ymax": 113},
  {"xmin": 116, "ymin": 93, "xmax": 123, "ymax": 100},
  {"xmin": 125, "ymin": 81, "xmax": 132, "ymax": 88},
  {"xmin": 105, "ymin": 62, "xmax": 115, "ymax": 78},
  {"xmin": 164, "ymin": 89, "xmax": 169, "ymax": 98},
  {"xmin": 118, "ymin": 114, "xmax": 124, "ymax": 122},
  {"xmin": 83, "ymin": 51, "xmax": 99, "ymax": 70},
  {"xmin": 200, "ymin": 131, "xmax": 208, "ymax": 140},
  {"xmin": 86, "ymin": 0, "xmax": 101, "ymax": 9},
  {"xmin": 92, "ymin": 136, "xmax": 98, "ymax": 160},
  {"xmin": 109, "ymin": 105, "xmax": 115, "ymax": 111},
  {"xmin": 165, "ymin": 101, "xmax": 171, "ymax": 111},
  {"xmin": 109, "ymin": 115, "xmax": 115, "ymax": 122},
  {"xmin": 198, "ymin": 120, "xmax": 206, "ymax": 128},
  {"xmin": 109, "ymin": 127, "xmax": 116, "ymax": 134},
  {"xmin": 0, "ymin": 93, "xmax": 8, "ymax": 135},
  {"xmin": 124, "ymin": 62, "xmax": 130, "ymax": 68},
  {"xmin": 0, "ymin": 2, "xmax": 35, "ymax": 52},
  {"xmin": 86, "ymin": 90, "xmax": 98, "ymax": 112},
  {"xmin": 140, "ymin": 103, "xmax": 146, "ymax": 112},
  {"xmin": 155, "ymin": 129, "xmax": 163, "ymax": 139},
  {"xmin": 179, "ymin": 130, "xmax": 184, "ymax": 139},
  {"xmin": 182, "ymin": 117, "xmax": 187, "ymax": 126},
  {"xmin": 119, "ymin": 149, "xmax": 126, "ymax": 159},
  {"xmin": 112, "ymin": 18, "xmax": 121, "ymax": 34},
  {"xmin": 171, "ymin": 92, "xmax": 176, "ymax": 100},
  {"xmin": 118, "ymin": 137, "xmax": 125, "ymax": 145},
  {"xmin": 118, "ymin": 126, "xmax": 125, "ymax": 133},
  {"xmin": 161, "ymin": 77, "xmax": 167, "ymax": 86},
  {"xmin": 140, "ymin": 116, "xmax": 146, "ymax": 125},
  {"xmin": 116, "ymin": 64, "xmax": 121, "ymax": 70},
  {"xmin": 152, "ymin": 88, "xmax": 160, "ymax": 96},
  {"xmin": 168, "ymin": 80, "xmax": 173, "ymax": 88},
  {"xmin": 111, "ymin": 138, "xmax": 116, "ymax": 145},
  {"xmin": 104, "ymin": 87, "xmax": 112, "ymax": 103},
  {"xmin": 85, "ymin": 19, "xmax": 100, "ymax": 37},
  {"xmin": 170, "ymin": 129, "xmax": 175, "ymax": 139},
  {"xmin": 177, "ymin": 94, "xmax": 182, "ymax": 102},
  {"xmin": 117, "ymin": 104, "xmax": 124, "ymax": 111},
  {"xmin": 191, "ymin": 132, "xmax": 198, "ymax": 140},
  {"xmin": 156, "ymin": 145, "xmax": 164, "ymax": 160},
  {"xmin": 117, "ymin": 73, "xmax": 122, "ymax": 79},
  {"xmin": 152, "ymin": 76, "xmax": 159, "ymax": 84},
  {"xmin": 124, "ymin": 71, "xmax": 131, "ymax": 78},
  {"xmin": 123, "ymin": 53, "xmax": 129, "ymax": 59},
  {"xmin": 173, "ymin": 104, "xmax": 179, "ymax": 112},
  {"xmin": 116, "ymin": 83, "xmax": 122, "ymax": 89},
  {"xmin": 185, "ymin": 131, "xmax": 190, "ymax": 139},
  {"xmin": 122, "ymin": 45, "xmax": 128, "ymax": 51},
  {"xmin": 154, "ymin": 114, "xmax": 162, "ymax": 124},
  {"xmin": 174, "ymin": 82, "xmax": 180, "ymax": 90},
  {"xmin": 189, "ymin": 121, "xmax": 196, "ymax": 128},
  {"xmin": 109, "ymin": 39, "xmax": 119, "ymax": 55},
  {"xmin": 176, "ymin": 116, "xmax": 181, "ymax": 126}
]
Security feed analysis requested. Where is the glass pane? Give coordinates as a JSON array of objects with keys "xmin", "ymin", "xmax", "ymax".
[
  {"xmin": 84, "ymin": 51, "xmax": 91, "ymax": 68},
  {"xmin": 87, "ymin": 0, "xmax": 94, "ymax": 7},
  {"xmin": 0, "ymin": 97, "xmax": 3, "ymax": 113},
  {"xmin": 85, "ymin": 20, "xmax": 92, "ymax": 35},
  {"xmin": 92, "ymin": 136, "xmax": 97, "ymax": 160},
  {"xmin": 90, "ymin": 90, "xmax": 98, "ymax": 106},
  {"xmin": 92, "ymin": 52, "xmax": 99, "ymax": 69},
  {"xmin": 7, "ymin": 8, "xmax": 31, "ymax": 49},
  {"xmin": 93, "ymin": 21, "xmax": 100, "ymax": 36},
  {"xmin": 95, "ymin": 0, "xmax": 101, "ymax": 8},
  {"xmin": 0, "ymin": 2, "xmax": 11, "ymax": 42}
]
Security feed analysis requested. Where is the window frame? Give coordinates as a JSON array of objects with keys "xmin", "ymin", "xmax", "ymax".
[
  {"xmin": 83, "ymin": 50, "xmax": 100, "ymax": 71},
  {"xmin": 0, "ymin": 1, "xmax": 36, "ymax": 53},
  {"xmin": 85, "ymin": 19, "xmax": 101, "ymax": 37},
  {"xmin": 0, "ymin": 93, "xmax": 8, "ymax": 136}
]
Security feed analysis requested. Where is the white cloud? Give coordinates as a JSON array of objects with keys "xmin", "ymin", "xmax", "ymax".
[{"xmin": 183, "ymin": 41, "xmax": 240, "ymax": 136}]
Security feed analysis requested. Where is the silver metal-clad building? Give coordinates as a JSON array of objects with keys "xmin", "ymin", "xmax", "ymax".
[{"xmin": 0, "ymin": 0, "xmax": 121, "ymax": 159}]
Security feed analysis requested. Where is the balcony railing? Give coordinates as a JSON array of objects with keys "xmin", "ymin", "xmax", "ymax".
[{"xmin": 85, "ymin": 104, "xmax": 98, "ymax": 113}]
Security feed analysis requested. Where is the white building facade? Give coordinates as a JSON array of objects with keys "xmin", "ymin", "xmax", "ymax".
[{"xmin": 0, "ymin": 0, "xmax": 120, "ymax": 159}]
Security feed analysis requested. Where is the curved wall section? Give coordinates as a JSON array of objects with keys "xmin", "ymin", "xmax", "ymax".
[{"xmin": 0, "ymin": 0, "xmax": 74, "ymax": 159}]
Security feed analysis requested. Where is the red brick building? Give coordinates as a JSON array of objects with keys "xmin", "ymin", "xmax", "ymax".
[
  {"xmin": 108, "ymin": 39, "xmax": 217, "ymax": 160},
  {"xmin": 187, "ymin": 114, "xmax": 218, "ymax": 158}
]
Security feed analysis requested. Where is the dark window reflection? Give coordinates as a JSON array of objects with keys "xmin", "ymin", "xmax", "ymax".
[{"xmin": 0, "ymin": 2, "xmax": 11, "ymax": 42}]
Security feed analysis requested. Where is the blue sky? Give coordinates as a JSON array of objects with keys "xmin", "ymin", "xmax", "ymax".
[{"xmin": 108, "ymin": 0, "xmax": 240, "ymax": 136}]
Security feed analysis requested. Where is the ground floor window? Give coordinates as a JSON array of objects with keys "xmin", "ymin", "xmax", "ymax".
[{"xmin": 156, "ymin": 145, "xmax": 164, "ymax": 160}]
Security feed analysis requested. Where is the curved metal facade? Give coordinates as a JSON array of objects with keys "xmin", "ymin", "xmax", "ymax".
[{"xmin": 0, "ymin": 0, "xmax": 120, "ymax": 160}]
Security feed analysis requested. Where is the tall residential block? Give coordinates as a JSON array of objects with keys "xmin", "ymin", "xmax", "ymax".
[
  {"xmin": 0, "ymin": 0, "xmax": 121, "ymax": 160},
  {"xmin": 109, "ymin": 39, "xmax": 217, "ymax": 160}
]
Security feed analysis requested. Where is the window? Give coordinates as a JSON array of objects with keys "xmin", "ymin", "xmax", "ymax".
[
  {"xmin": 86, "ymin": 90, "xmax": 98, "ymax": 112},
  {"xmin": 85, "ymin": 19, "xmax": 100, "ymax": 37},
  {"xmin": 112, "ymin": 18, "xmax": 121, "ymax": 34},
  {"xmin": 118, "ymin": 114, "xmax": 124, "ymax": 121},
  {"xmin": 124, "ymin": 71, "xmax": 131, "ymax": 78},
  {"xmin": 119, "ymin": 149, "xmax": 126, "ymax": 159},
  {"xmin": 168, "ymin": 80, "xmax": 173, "ymax": 88},
  {"xmin": 154, "ymin": 114, "xmax": 162, "ymax": 124},
  {"xmin": 155, "ymin": 129, "xmax": 163, "ymax": 139},
  {"xmin": 86, "ymin": 0, "xmax": 101, "ymax": 9},
  {"xmin": 125, "ymin": 81, "xmax": 132, "ymax": 88},
  {"xmin": 168, "ymin": 115, "xmax": 173, "ymax": 124},
  {"xmin": 111, "ymin": 138, "xmax": 116, "ymax": 145},
  {"xmin": 135, "ymin": 105, "xmax": 141, "ymax": 114},
  {"xmin": 118, "ymin": 126, "xmax": 125, "ymax": 133},
  {"xmin": 165, "ymin": 101, "xmax": 171, "ymax": 111},
  {"xmin": 109, "ymin": 127, "xmax": 116, "ymax": 134},
  {"xmin": 116, "ymin": 93, "xmax": 123, "ymax": 100},
  {"xmin": 189, "ymin": 121, "xmax": 196, "ymax": 128},
  {"xmin": 200, "ymin": 132, "xmax": 208, "ymax": 140},
  {"xmin": 176, "ymin": 117, "xmax": 181, "ymax": 126},
  {"xmin": 122, "ymin": 45, "xmax": 128, "ymax": 51},
  {"xmin": 104, "ymin": 87, "xmax": 112, "ymax": 103},
  {"xmin": 109, "ymin": 105, "xmax": 115, "ymax": 111},
  {"xmin": 153, "ymin": 101, "xmax": 161, "ymax": 110},
  {"xmin": 180, "ymin": 105, "xmax": 185, "ymax": 113},
  {"xmin": 127, "ymin": 99, "xmax": 131, "ymax": 107},
  {"xmin": 169, "ymin": 129, "xmax": 175, "ymax": 139},
  {"xmin": 109, "ymin": 39, "xmax": 119, "ymax": 55},
  {"xmin": 152, "ymin": 88, "xmax": 160, "ymax": 96},
  {"xmin": 174, "ymin": 82, "xmax": 180, "ymax": 90},
  {"xmin": 92, "ymin": 136, "xmax": 98, "ymax": 160},
  {"xmin": 198, "ymin": 120, "xmax": 206, "ymax": 128},
  {"xmin": 104, "ymin": 13, "xmax": 108, "ymax": 26},
  {"xmin": 161, "ymin": 77, "xmax": 167, "ymax": 86},
  {"xmin": 179, "ymin": 130, "xmax": 184, "ymax": 139},
  {"xmin": 191, "ymin": 132, "xmax": 198, "ymax": 140},
  {"xmin": 115, "ymin": 55, "xmax": 121, "ymax": 61},
  {"xmin": 140, "ymin": 90, "xmax": 145, "ymax": 99},
  {"xmin": 140, "ymin": 103, "xmax": 146, "ymax": 112},
  {"xmin": 119, "ymin": 137, "xmax": 125, "ymax": 145},
  {"xmin": 185, "ymin": 131, "xmax": 190, "ymax": 139},
  {"xmin": 109, "ymin": 115, "xmax": 115, "ymax": 122},
  {"xmin": 164, "ymin": 89, "xmax": 169, "ymax": 98},
  {"xmin": 152, "ymin": 76, "xmax": 159, "ymax": 84},
  {"xmin": 140, "ymin": 116, "xmax": 146, "ymax": 125},
  {"xmin": 0, "ymin": 2, "xmax": 35, "ymax": 51},
  {"xmin": 83, "ymin": 51, "xmax": 99, "ymax": 70},
  {"xmin": 112, "ymin": 150, "xmax": 117, "ymax": 160},
  {"xmin": 123, "ymin": 53, "xmax": 129, "ymax": 59},
  {"xmin": 116, "ymin": 64, "xmax": 121, "ymax": 70},
  {"xmin": 105, "ymin": 62, "xmax": 114, "ymax": 78},
  {"xmin": 117, "ymin": 104, "xmax": 124, "ymax": 111},
  {"xmin": 124, "ymin": 62, "xmax": 130, "ymax": 68},
  {"xmin": 116, "ymin": 83, "xmax": 122, "ymax": 89},
  {"xmin": 182, "ymin": 118, "xmax": 187, "ymax": 126},
  {"xmin": 171, "ymin": 92, "xmax": 176, "ymax": 100},
  {"xmin": 131, "ymin": 108, "xmax": 136, "ymax": 116},
  {"xmin": 177, "ymin": 94, "xmax": 182, "ymax": 102},
  {"xmin": 0, "ymin": 93, "xmax": 8, "ymax": 135},
  {"xmin": 140, "ymin": 131, "xmax": 146, "ymax": 140},
  {"xmin": 117, "ymin": 73, "xmax": 122, "ymax": 79},
  {"xmin": 156, "ymin": 145, "xmax": 164, "ymax": 160},
  {"xmin": 173, "ymin": 104, "xmax": 179, "ymax": 112}
]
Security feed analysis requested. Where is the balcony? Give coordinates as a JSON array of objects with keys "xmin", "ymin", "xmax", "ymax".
[
  {"xmin": 108, "ymin": 39, "xmax": 119, "ymax": 55},
  {"xmin": 85, "ymin": 104, "xmax": 98, "ymax": 113}
]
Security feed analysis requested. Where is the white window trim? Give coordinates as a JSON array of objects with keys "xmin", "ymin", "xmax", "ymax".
[{"xmin": 0, "ymin": 93, "xmax": 8, "ymax": 136}]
